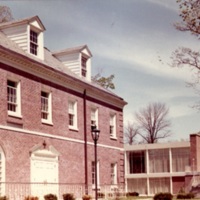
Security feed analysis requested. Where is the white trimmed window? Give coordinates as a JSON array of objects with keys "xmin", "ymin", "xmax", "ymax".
[
  {"xmin": 110, "ymin": 113, "xmax": 116, "ymax": 138},
  {"xmin": 68, "ymin": 100, "xmax": 77, "ymax": 129},
  {"xmin": 81, "ymin": 56, "xmax": 87, "ymax": 78},
  {"xmin": 7, "ymin": 79, "xmax": 21, "ymax": 117},
  {"xmin": 91, "ymin": 108, "xmax": 98, "ymax": 127},
  {"xmin": 30, "ymin": 30, "xmax": 38, "ymax": 55},
  {"xmin": 92, "ymin": 161, "xmax": 100, "ymax": 186},
  {"xmin": 111, "ymin": 163, "xmax": 117, "ymax": 185},
  {"xmin": 41, "ymin": 91, "xmax": 52, "ymax": 124}
]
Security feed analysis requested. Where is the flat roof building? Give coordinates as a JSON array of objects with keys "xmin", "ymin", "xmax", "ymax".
[{"xmin": 124, "ymin": 133, "xmax": 200, "ymax": 196}]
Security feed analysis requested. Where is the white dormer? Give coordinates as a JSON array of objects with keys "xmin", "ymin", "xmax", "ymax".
[
  {"xmin": 53, "ymin": 45, "xmax": 92, "ymax": 81},
  {"xmin": 0, "ymin": 16, "xmax": 45, "ymax": 60}
]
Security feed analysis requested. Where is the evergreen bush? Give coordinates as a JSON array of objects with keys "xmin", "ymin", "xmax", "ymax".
[
  {"xmin": 177, "ymin": 193, "xmax": 195, "ymax": 199},
  {"xmin": 44, "ymin": 194, "xmax": 58, "ymax": 200},
  {"xmin": 82, "ymin": 195, "xmax": 92, "ymax": 200},
  {"xmin": 126, "ymin": 192, "xmax": 139, "ymax": 196},
  {"xmin": 153, "ymin": 192, "xmax": 173, "ymax": 200},
  {"xmin": 97, "ymin": 192, "xmax": 105, "ymax": 198},
  {"xmin": 63, "ymin": 193, "xmax": 75, "ymax": 200},
  {"xmin": 24, "ymin": 196, "xmax": 39, "ymax": 200}
]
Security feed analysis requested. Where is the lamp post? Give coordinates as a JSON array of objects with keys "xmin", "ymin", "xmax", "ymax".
[{"xmin": 91, "ymin": 124, "xmax": 100, "ymax": 200}]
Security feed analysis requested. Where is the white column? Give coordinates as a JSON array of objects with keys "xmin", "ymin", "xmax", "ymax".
[
  {"xmin": 169, "ymin": 148, "xmax": 173, "ymax": 193},
  {"xmin": 146, "ymin": 149, "xmax": 150, "ymax": 195}
]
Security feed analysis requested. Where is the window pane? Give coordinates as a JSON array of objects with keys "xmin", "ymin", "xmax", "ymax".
[
  {"xmin": 7, "ymin": 80, "xmax": 17, "ymax": 112},
  {"xmin": 110, "ymin": 114, "xmax": 115, "ymax": 137},
  {"xmin": 30, "ymin": 30, "xmax": 38, "ymax": 55},
  {"xmin": 149, "ymin": 178, "xmax": 170, "ymax": 194},
  {"xmin": 41, "ymin": 92, "xmax": 49, "ymax": 120},
  {"xmin": 69, "ymin": 114, "xmax": 74, "ymax": 126},
  {"xmin": 82, "ymin": 69, "xmax": 87, "ymax": 77},
  {"xmin": 68, "ymin": 102, "xmax": 74, "ymax": 114},
  {"xmin": 111, "ymin": 163, "xmax": 116, "ymax": 185},
  {"xmin": 30, "ymin": 43, "xmax": 37, "ymax": 55},
  {"xmin": 172, "ymin": 148, "xmax": 190, "ymax": 172},
  {"xmin": 127, "ymin": 179, "xmax": 147, "ymax": 195},
  {"xmin": 91, "ymin": 109, "xmax": 97, "ymax": 125},
  {"xmin": 82, "ymin": 56, "xmax": 87, "ymax": 68},
  {"xmin": 129, "ymin": 151, "xmax": 146, "ymax": 173},
  {"xmin": 149, "ymin": 149, "xmax": 169, "ymax": 173},
  {"xmin": 30, "ymin": 30, "xmax": 38, "ymax": 43}
]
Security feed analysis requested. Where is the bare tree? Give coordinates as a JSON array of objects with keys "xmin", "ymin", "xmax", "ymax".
[
  {"xmin": 0, "ymin": 6, "xmax": 13, "ymax": 23},
  {"xmin": 135, "ymin": 102, "xmax": 171, "ymax": 143},
  {"xmin": 124, "ymin": 122, "xmax": 139, "ymax": 145},
  {"xmin": 174, "ymin": 0, "xmax": 200, "ymax": 38},
  {"xmin": 171, "ymin": 0, "xmax": 200, "ymax": 109}
]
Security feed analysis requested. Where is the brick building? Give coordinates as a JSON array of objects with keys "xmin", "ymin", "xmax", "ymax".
[{"xmin": 0, "ymin": 16, "xmax": 127, "ymax": 199}]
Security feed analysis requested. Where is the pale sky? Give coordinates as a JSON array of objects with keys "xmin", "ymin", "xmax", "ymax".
[{"xmin": 1, "ymin": 0, "xmax": 200, "ymax": 141}]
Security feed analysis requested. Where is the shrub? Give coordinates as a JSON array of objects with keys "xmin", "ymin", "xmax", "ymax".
[
  {"xmin": 82, "ymin": 195, "xmax": 92, "ymax": 200},
  {"xmin": 97, "ymin": 192, "xmax": 105, "ymax": 198},
  {"xmin": 44, "ymin": 194, "xmax": 58, "ymax": 200},
  {"xmin": 126, "ymin": 192, "xmax": 139, "ymax": 197},
  {"xmin": 153, "ymin": 192, "xmax": 173, "ymax": 200},
  {"xmin": 187, "ymin": 193, "xmax": 195, "ymax": 199},
  {"xmin": 24, "ymin": 196, "xmax": 39, "ymax": 200},
  {"xmin": 107, "ymin": 193, "xmax": 113, "ymax": 198},
  {"xmin": 63, "ymin": 193, "xmax": 75, "ymax": 200},
  {"xmin": 0, "ymin": 196, "xmax": 8, "ymax": 200},
  {"xmin": 177, "ymin": 193, "xmax": 195, "ymax": 199}
]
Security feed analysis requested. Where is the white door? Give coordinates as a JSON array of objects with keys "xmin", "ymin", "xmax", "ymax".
[
  {"xmin": 30, "ymin": 148, "xmax": 59, "ymax": 199},
  {"xmin": 32, "ymin": 160, "xmax": 58, "ymax": 183}
]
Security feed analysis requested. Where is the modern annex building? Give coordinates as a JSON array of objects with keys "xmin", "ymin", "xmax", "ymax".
[
  {"xmin": 124, "ymin": 133, "xmax": 200, "ymax": 196},
  {"xmin": 0, "ymin": 16, "xmax": 127, "ymax": 199}
]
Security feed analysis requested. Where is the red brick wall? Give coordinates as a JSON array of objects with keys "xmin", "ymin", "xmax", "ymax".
[
  {"xmin": 190, "ymin": 134, "xmax": 200, "ymax": 172},
  {"xmin": 0, "ymin": 62, "xmax": 125, "ymax": 185},
  {"xmin": 172, "ymin": 177, "xmax": 185, "ymax": 194}
]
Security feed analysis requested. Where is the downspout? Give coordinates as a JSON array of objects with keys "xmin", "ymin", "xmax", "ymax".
[{"xmin": 83, "ymin": 89, "xmax": 88, "ymax": 194}]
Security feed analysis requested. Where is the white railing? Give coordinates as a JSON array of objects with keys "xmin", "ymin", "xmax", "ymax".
[{"xmin": 0, "ymin": 182, "xmax": 126, "ymax": 200}]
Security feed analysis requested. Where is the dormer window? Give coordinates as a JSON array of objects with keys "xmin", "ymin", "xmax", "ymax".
[
  {"xmin": 0, "ymin": 16, "xmax": 45, "ymax": 59},
  {"xmin": 53, "ymin": 45, "xmax": 92, "ymax": 81},
  {"xmin": 81, "ymin": 56, "xmax": 87, "ymax": 77},
  {"xmin": 30, "ymin": 30, "xmax": 38, "ymax": 55}
]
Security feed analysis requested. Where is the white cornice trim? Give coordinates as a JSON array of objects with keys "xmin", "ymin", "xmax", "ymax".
[
  {"xmin": 0, "ymin": 51, "xmax": 126, "ymax": 109},
  {"xmin": 0, "ymin": 125, "xmax": 124, "ymax": 151}
]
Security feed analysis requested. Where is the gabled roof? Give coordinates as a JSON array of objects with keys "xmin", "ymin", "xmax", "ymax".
[
  {"xmin": 53, "ymin": 45, "xmax": 92, "ymax": 57},
  {"xmin": 0, "ymin": 18, "xmax": 127, "ymax": 108},
  {"xmin": 0, "ymin": 15, "xmax": 46, "ymax": 31}
]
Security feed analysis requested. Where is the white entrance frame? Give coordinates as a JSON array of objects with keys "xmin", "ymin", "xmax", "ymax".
[{"xmin": 30, "ymin": 144, "xmax": 59, "ymax": 198}]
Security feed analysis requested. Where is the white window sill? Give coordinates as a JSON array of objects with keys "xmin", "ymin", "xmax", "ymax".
[
  {"xmin": 69, "ymin": 126, "xmax": 79, "ymax": 132},
  {"xmin": 110, "ymin": 136, "xmax": 117, "ymax": 140},
  {"xmin": 41, "ymin": 119, "xmax": 53, "ymax": 126},
  {"xmin": 8, "ymin": 111, "xmax": 22, "ymax": 119}
]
